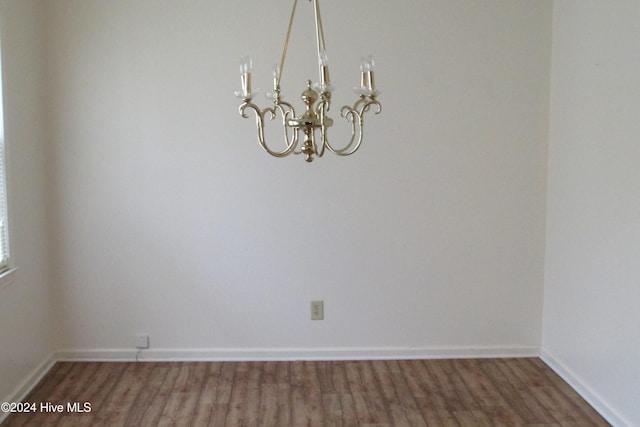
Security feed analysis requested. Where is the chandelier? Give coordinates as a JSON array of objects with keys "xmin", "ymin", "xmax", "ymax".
[{"xmin": 235, "ymin": 0, "xmax": 382, "ymax": 163}]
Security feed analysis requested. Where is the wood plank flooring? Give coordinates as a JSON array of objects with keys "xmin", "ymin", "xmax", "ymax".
[{"xmin": 1, "ymin": 358, "xmax": 609, "ymax": 426}]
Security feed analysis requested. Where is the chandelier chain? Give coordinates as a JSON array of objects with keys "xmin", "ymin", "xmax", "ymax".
[
  {"xmin": 277, "ymin": 0, "xmax": 299, "ymax": 87},
  {"xmin": 313, "ymin": 0, "xmax": 327, "ymax": 54}
]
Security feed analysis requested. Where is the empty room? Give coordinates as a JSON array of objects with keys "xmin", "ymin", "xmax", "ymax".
[{"xmin": 0, "ymin": 0, "xmax": 638, "ymax": 426}]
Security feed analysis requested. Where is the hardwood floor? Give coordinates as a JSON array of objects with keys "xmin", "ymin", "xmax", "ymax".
[{"xmin": 2, "ymin": 358, "xmax": 609, "ymax": 426}]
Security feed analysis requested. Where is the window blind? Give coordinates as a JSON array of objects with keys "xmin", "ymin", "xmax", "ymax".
[{"xmin": 0, "ymin": 47, "xmax": 9, "ymax": 272}]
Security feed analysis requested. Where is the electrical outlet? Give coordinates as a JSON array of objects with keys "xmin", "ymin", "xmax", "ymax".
[
  {"xmin": 136, "ymin": 334, "xmax": 150, "ymax": 349},
  {"xmin": 311, "ymin": 300, "xmax": 324, "ymax": 320}
]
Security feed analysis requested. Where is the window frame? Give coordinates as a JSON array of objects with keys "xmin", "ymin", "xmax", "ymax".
[{"xmin": 0, "ymin": 29, "xmax": 15, "ymax": 286}]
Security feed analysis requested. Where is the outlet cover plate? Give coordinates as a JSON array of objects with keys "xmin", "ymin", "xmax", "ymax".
[
  {"xmin": 311, "ymin": 300, "xmax": 324, "ymax": 320},
  {"xmin": 136, "ymin": 334, "xmax": 150, "ymax": 349}
]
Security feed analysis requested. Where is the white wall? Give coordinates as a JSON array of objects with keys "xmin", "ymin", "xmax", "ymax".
[
  {"xmin": 543, "ymin": 1, "xmax": 640, "ymax": 426},
  {"xmin": 43, "ymin": 0, "xmax": 551, "ymax": 358},
  {"xmin": 0, "ymin": 0, "xmax": 53, "ymax": 405},
  {"xmin": 6, "ymin": 1, "xmax": 639, "ymax": 424}
]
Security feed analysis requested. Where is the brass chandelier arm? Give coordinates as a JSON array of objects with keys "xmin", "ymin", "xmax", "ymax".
[
  {"xmin": 323, "ymin": 98, "xmax": 382, "ymax": 156},
  {"xmin": 314, "ymin": 99, "xmax": 331, "ymax": 158},
  {"xmin": 239, "ymin": 101, "xmax": 300, "ymax": 157},
  {"xmin": 279, "ymin": 101, "xmax": 300, "ymax": 150}
]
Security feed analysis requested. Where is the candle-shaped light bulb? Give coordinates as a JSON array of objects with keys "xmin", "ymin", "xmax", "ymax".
[
  {"xmin": 240, "ymin": 55, "xmax": 253, "ymax": 95},
  {"xmin": 240, "ymin": 55, "xmax": 253, "ymax": 74},
  {"xmin": 318, "ymin": 49, "xmax": 330, "ymax": 85},
  {"xmin": 360, "ymin": 55, "xmax": 376, "ymax": 72},
  {"xmin": 360, "ymin": 54, "xmax": 376, "ymax": 92},
  {"xmin": 272, "ymin": 63, "xmax": 280, "ymax": 88}
]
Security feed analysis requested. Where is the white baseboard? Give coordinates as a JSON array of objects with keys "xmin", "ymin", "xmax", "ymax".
[
  {"xmin": 540, "ymin": 348, "xmax": 629, "ymax": 427},
  {"xmin": 56, "ymin": 345, "xmax": 539, "ymax": 362},
  {"xmin": 0, "ymin": 352, "xmax": 56, "ymax": 425}
]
